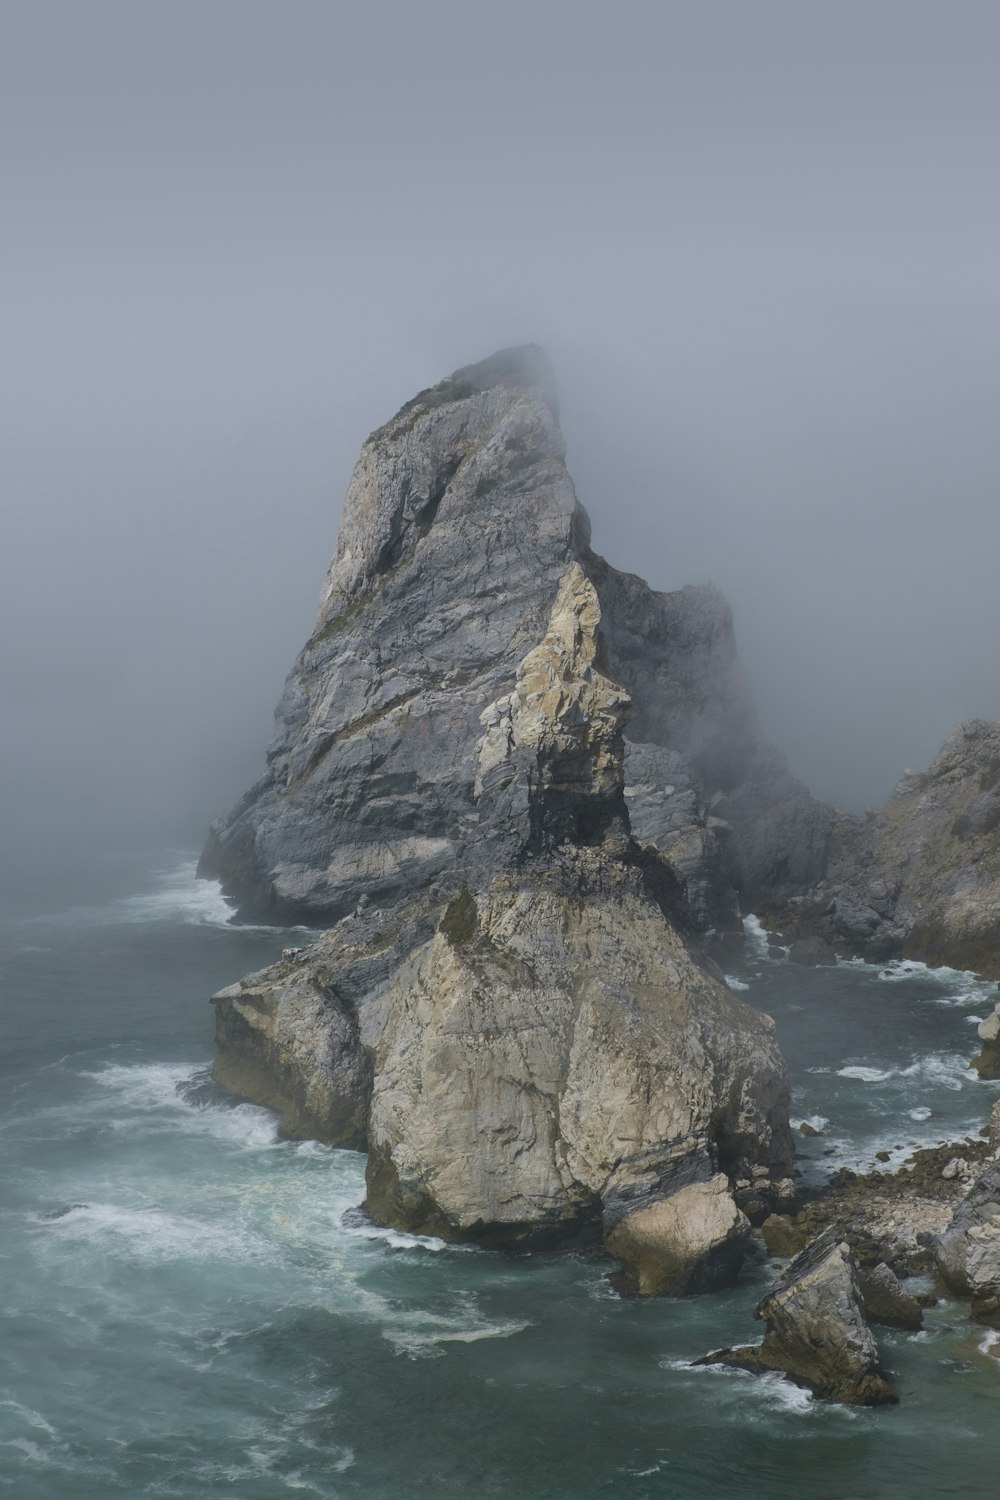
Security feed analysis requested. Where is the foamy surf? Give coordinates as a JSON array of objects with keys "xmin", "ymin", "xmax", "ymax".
[
  {"xmin": 835, "ymin": 1052, "xmax": 977, "ymax": 1091},
  {"xmin": 742, "ymin": 913, "xmax": 771, "ymax": 961},
  {"xmin": 87, "ymin": 1062, "xmax": 283, "ymax": 1147}
]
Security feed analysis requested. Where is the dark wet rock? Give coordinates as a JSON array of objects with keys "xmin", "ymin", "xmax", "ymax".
[
  {"xmin": 700, "ymin": 1229, "xmax": 897, "ymax": 1405},
  {"xmin": 788, "ymin": 935, "xmax": 836, "ymax": 966},
  {"xmin": 799, "ymin": 1120, "xmax": 822, "ymax": 1137},
  {"xmin": 857, "ymin": 1262, "xmax": 923, "ymax": 1331}
]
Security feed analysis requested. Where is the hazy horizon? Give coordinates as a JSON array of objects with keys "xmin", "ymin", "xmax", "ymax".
[{"xmin": 4, "ymin": 1, "xmax": 1000, "ymax": 871}]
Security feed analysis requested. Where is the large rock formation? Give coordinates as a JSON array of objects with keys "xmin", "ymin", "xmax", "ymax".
[
  {"xmin": 211, "ymin": 558, "xmax": 793, "ymax": 1289},
  {"xmin": 936, "ymin": 1161, "xmax": 1000, "ymax": 1324},
  {"xmin": 702, "ymin": 1229, "xmax": 898, "ymax": 1405},
  {"xmin": 781, "ymin": 720, "xmax": 1000, "ymax": 976},
  {"xmin": 199, "ymin": 345, "xmax": 829, "ymax": 934}
]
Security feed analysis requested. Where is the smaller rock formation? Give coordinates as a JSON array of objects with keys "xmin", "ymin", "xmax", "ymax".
[
  {"xmin": 785, "ymin": 721, "xmax": 1000, "ymax": 976},
  {"xmin": 856, "ymin": 1262, "xmax": 923, "ymax": 1331},
  {"xmin": 971, "ymin": 1001, "xmax": 1000, "ymax": 1079},
  {"xmin": 605, "ymin": 1175, "xmax": 748, "ymax": 1297},
  {"xmin": 701, "ymin": 1229, "xmax": 898, "ymax": 1405},
  {"xmin": 788, "ymin": 936, "xmax": 836, "ymax": 967},
  {"xmin": 936, "ymin": 1162, "xmax": 1000, "ymax": 1325}
]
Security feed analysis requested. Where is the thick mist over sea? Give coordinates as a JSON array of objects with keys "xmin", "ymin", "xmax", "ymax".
[{"xmin": 3, "ymin": 1, "xmax": 1000, "ymax": 861}]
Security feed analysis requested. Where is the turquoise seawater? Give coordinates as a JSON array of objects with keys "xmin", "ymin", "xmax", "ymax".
[{"xmin": 2, "ymin": 852, "xmax": 999, "ymax": 1499}]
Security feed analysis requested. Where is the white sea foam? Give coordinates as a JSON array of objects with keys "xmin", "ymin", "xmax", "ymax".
[
  {"xmin": 114, "ymin": 860, "xmax": 237, "ymax": 925},
  {"xmin": 835, "ymin": 1053, "xmax": 976, "ymax": 1091},
  {"xmin": 659, "ymin": 1358, "xmax": 835, "ymax": 1418},
  {"xmin": 382, "ymin": 1315, "xmax": 530, "ymax": 1359},
  {"xmin": 742, "ymin": 914, "xmax": 771, "ymax": 960},
  {"xmin": 27, "ymin": 856, "xmax": 319, "ymax": 934},
  {"xmin": 909, "ymin": 1106, "xmax": 933, "ymax": 1121},
  {"xmin": 34, "ymin": 1200, "xmax": 272, "ymax": 1264},
  {"xmin": 724, "ymin": 974, "xmax": 750, "ymax": 991},
  {"xmin": 837, "ymin": 1065, "xmax": 895, "ymax": 1083},
  {"xmin": 839, "ymin": 955, "xmax": 995, "ymax": 1004},
  {"xmin": 0, "ymin": 1399, "xmax": 57, "ymax": 1440},
  {"xmin": 88, "ymin": 1062, "xmax": 282, "ymax": 1147},
  {"xmin": 799, "ymin": 1115, "xmax": 829, "ymax": 1132}
]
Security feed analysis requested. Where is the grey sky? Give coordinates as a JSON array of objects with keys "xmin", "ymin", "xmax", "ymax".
[{"xmin": 3, "ymin": 0, "xmax": 999, "ymax": 862}]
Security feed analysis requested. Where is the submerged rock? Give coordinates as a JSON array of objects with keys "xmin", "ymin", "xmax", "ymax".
[
  {"xmin": 701, "ymin": 1229, "xmax": 898, "ymax": 1405},
  {"xmin": 788, "ymin": 935, "xmax": 836, "ymax": 966},
  {"xmin": 211, "ymin": 559, "xmax": 793, "ymax": 1288}
]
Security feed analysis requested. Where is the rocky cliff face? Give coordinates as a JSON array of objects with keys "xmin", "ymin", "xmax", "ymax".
[
  {"xmin": 199, "ymin": 345, "xmax": 831, "ymax": 935},
  {"xmin": 781, "ymin": 720, "xmax": 1000, "ymax": 977},
  {"xmin": 211, "ymin": 555, "xmax": 794, "ymax": 1291}
]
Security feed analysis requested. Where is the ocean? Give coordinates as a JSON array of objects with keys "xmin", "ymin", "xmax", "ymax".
[{"xmin": 2, "ymin": 848, "xmax": 999, "ymax": 1499}]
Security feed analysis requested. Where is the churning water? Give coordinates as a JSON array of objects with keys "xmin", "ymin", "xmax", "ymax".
[{"xmin": 2, "ymin": 851, "xmax": 999, "ymax": 1498}]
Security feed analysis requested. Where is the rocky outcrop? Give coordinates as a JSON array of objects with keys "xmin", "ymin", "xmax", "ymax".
[
  {"xmin": 758, "ymin": 1137, "xmax": 994, "ymax": 1279},
  {"xmin": 211, "ymin": 562, "xmax": 793, "ymax": 1289},
  {"xmin": 199, "ymin": 345, "xmax": 829, "ymax": 934},
  {"xmin": 703, "ymin": 1229, "xmax": 898, "ymax": 1405},
  {"xmin": 856, "ymin": 1262, "xmax": 923, "ymax": 1332},
  {"xmin": 971, "ymin": 1001, "xmax": 1000, "ymax": 1079},
  {"xmin": 783, "ymin": 721, "xmax": 1000, "ymax": 976},
  {"xmin": 936, "ymin": 1162, "xmax": 1000, "ymax": 1324}
]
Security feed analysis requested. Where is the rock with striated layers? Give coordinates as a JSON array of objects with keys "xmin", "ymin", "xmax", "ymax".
[
  {"xmin": 210, "ymin": 561, "xmax": 793, "ymax": 1290},
  {"xmin": 785, "ymin": 720, "xmax": 1000, "ymax": 977},
  {"xmin": 701, "ymin": 1229, "xmax": 898, "ymax": 1405},
  {"xmin": 936, "ymin": 1162, "xmax": 1000, "ymax": 1324},
  {"xmin": 199, "ymin": 345, "xmax": 827, "ymax": 933}
]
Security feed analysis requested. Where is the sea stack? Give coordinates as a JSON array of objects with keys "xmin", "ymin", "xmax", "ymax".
[{"xmin": 204, "ymin": 347, "xmax": 801, "ymax": 1289}]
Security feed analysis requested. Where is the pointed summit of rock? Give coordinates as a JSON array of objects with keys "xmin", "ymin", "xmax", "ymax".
[{"xmin": 200, "ymin": 346, "xmax": 827, "ymax": 930}]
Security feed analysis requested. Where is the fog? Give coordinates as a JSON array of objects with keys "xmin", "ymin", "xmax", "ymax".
[{"xmin": 4, "ymin": 1, "xmax": 1000, "ymax": 876}]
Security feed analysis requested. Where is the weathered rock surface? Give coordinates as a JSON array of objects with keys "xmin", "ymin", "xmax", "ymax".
[
  {"xmin": 211, "ymin": 559, "xmax": 793, "ymax": 1288},
  {"xmin": 783, "ymin": 721, "xmax": 1000, "ymax": 976},
  {"xmin": 788, "ymin": 935, "xmax": 836, "ymax": 966},
  {"xmin": 989, "ymin": 1097, "xmax": 1000, "ymax": 1152},
  {"xmin": 702, "ymin": 1229, "xmax": 898, "ymax": 1404},
  {"xmin": 971, "ymin": 1000, "xmax": 1000, "ymax": 1079},
  {"xmin": 936, "ymin": 1161, "xmax": 1000, "ymax": 1324},
  {"xmin": 199, "ymin": 345, "xmax": 828, "ymax": 932},
  {"xmin": 759, "ymin": 1137, "xmax": 994, "ymax": 1278},
  {"xmin": 856, "ymin": 1262, "xmax": 923, "ymax": 1331}
]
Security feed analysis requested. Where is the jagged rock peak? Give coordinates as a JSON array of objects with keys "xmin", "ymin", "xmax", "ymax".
[
  {"xmin": 315, "ymin": 343, "xmax": 582, "ymax": 623},
  {"xmin": 200, "ymin": 345, "xmax": 821, "ymax": 927},
  {"xmin": 476, "ymin": 563, "xmax": 630, "ymax": 845}
]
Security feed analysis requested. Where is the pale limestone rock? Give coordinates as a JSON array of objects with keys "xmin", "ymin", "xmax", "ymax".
[
  {"xmin": 211, "ymin": 563, "xmax": 792, "ymax": 1291},
  {"xmin": 604, "ymin": 1176, "xmax": 747, "ymax": 1295}
]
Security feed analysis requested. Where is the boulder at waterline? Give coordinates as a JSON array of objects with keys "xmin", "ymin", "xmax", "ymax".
[
  {"xmin": 936, "ymin": 1161, "xmax": 1000, "ymax": 1325},
  {"xmin": 699, "ymin": 1229, "xmax": 898, "ymax": 1405}
]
